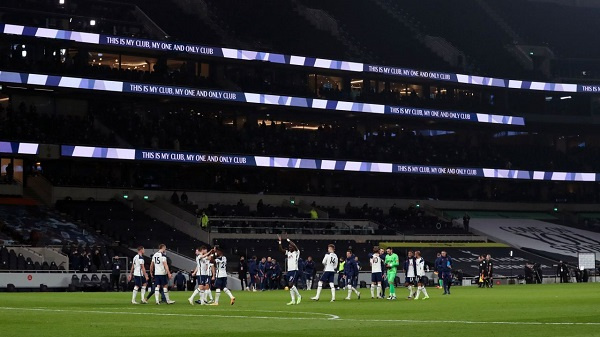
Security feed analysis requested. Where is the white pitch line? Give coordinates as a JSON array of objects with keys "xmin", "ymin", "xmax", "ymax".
[
  {"xmin": 0, "ymin": 307, "xmax": 339, "ymax": 321},
  {"xmin": 2, "ymin": 307, "xmax": 600, "ymax": 326},
  {"xmin": 357, "ymin": 319, "xmax": 600, "ymax": 326}
]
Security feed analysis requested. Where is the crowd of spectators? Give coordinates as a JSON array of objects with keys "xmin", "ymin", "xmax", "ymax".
[
  {"xmin": 89, "ymin": 103, "xmax": 600, "ymax": 173},
  {"xmin": 0, "ymin": 102, "xmax": 113, "ymax": 146},
  {"xmin": 2, "ymin": 0, "xmax": 148, "ymax": 37}
]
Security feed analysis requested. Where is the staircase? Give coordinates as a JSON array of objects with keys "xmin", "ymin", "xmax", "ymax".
[
  {"xmin": 172, "ymin": 0, "xmax": 245, "ymax": 48},
  {"xmin": 24, "ymin": 175, "xmax": 53, "ymax": 206},
  {"xmin": 369, "ymin": 0, "xmax": 467, "ymax": 70},
  {"xmin": 473, "ymin": 0, "xmax": 534, "ymax": 71},
  {"xmin": 120, "ymin": 195, "xmax": 209, "ymax": 244},
  {"xmin": 292, "ymin": 0, "xmax": 373, "ymax": 62},
  {"xmin": 132, "ymin": 5, "xmax": 169, "ymax": 39}
]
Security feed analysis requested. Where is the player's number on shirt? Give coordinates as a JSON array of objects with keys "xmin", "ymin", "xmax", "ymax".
[
  {"xmin": 373, "ymin": 257, "xmax": 379, "ymax": 264},
  {"xmin": 154, "ymin": 256, "xmax": 161, "ymax": 265},
  {"xmin": 330, "ymin": 257, "xmax": 337, "ymax": 264},
  {"xmin": 219, "ymin": 261, "xmax": 226, "ymax": 269}
]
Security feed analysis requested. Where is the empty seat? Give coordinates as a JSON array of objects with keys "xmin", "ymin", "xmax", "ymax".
[
  {"xmin": 71, "ymin": 274, "xmax": 81, "ymax": 288},
  {"xmin": 90, "ymin": 274, "xmax": 101, "ymax": 286}
]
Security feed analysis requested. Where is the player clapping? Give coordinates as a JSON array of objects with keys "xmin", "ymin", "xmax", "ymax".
[{"xmin": 277, "ymin": 234, "xmax": 302, "ymax": 305}]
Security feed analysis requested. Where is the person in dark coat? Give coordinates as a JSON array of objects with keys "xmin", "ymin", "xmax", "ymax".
[{"xmin": 238, "ymin": 256, "xmax": 248, "ymax": 291}]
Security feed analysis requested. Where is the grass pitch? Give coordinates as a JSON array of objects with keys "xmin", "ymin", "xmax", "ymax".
[{"xmin": 1, "ymin": 283, "xmax": 599, "ymax": 337}]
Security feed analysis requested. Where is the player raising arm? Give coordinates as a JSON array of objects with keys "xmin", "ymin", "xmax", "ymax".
[
  {"xmin": 384, "ymin": 247, "xmax": 399, "ymax": 300},
  {"xmin": 128, "ymin": 246, "xmax": 148, "ymax": 304},
  {"xmin": 150, "ymin": 244, "xmax": 174, "ymax": 304},
  {"xmin": 278, "ymin": 234, "xmax": 302, "ymax": 305},
  {"xmin": 188, "ymin": 246, "xmax": 215, "ymax": 305},
  {"xmin": 311, "ymin": 244, "xmax": 338, "ymax": 302}
]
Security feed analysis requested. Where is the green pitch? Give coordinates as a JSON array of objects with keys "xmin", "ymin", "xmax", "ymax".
[{"xmin": 1, "ymin": 283, "xmax": 599, "ymax": 337}]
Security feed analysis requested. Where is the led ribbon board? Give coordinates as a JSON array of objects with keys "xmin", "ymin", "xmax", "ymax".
[
  {"xmin": 0, "ymin": 141, "xmax": 39, "ymax": 155},
  {"xmin": 61, "ymin": 145, "xmax": 599, "ymax": 182},
  {"xmin": 0, "ymin": 70, "xmax": 525, "ymax": 125},
  {"xmin": 2, "ymin": 23, "xmax": 598, "ymax": 93}
]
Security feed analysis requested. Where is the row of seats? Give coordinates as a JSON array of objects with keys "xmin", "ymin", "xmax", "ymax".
[
  {"xmin": 0, "ymin": 247, "xmax": 64, "ymax": 271},
  {"xmin": 56, "ymin": 200, "xmax": 207, "ymax": 259}
]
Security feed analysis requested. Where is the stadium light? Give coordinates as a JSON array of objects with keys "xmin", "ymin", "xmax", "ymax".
[
  {"xmin": 553, "ymin": 206, "xmax": 558, "ymax": 212},
  {"xmin": 143, "ymin": 195, "xmax": 149, "ymax": 200},
  {"xmin": 416, "ymin": 201, "xmax": 420, "ymax": 208},
  {"xmin": 59, "ymin": 0, "xmax": 65, "ymax": 4},
  {"xmin": 89, "ymin": 19, "xmax": 96, "ymax": 26},
  {"xmin": 123, "ymin": 194, "xmax": 128, "ymax": 199}
]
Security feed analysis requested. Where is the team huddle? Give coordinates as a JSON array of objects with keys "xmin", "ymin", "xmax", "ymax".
[
  {"xmin": 128, "ymin": 244, "xmax": 235, "ymax": 306},
  {"xmin": 128, "ymin": 240, "xmax": 454, "ymax": 306}
]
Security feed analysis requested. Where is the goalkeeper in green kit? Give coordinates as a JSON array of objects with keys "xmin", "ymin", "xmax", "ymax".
[{"xmin": 384, "ymin": 247, "xmax": 399, "ymax": 300}]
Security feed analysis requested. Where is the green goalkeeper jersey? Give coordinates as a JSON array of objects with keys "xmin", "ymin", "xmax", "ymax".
[{"xmin": 385, "ymin": 253, "xmax": 399, "ymax": 274}]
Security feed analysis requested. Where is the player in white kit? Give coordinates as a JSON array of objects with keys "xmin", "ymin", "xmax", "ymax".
[
  {"xmin": 128, "ymin": 246, "xmax": 148, "ymax": 304},
  {"xmin": 311, "ymin": 244, "xmax": 338, "ymax": 302},
  {"xmin": 205, "ymin": 259, "xmax": 214, "ymax": 303},
  {"xmin": 188, "ymin": 246, "xmax": 215, "ymax": 305},
  {"xmin": 211, "ymin": 246, "xmax": 235, "ymax": 306},
  {"xmin": 370, "ymin": 247, "xmax": 383, "ymax": 299},
  {"xmin": 277, "ymin": 234, "xmax": 301, "ymax": 305},
  {"xmin": 414, "ymin": 251, "xmax": 430, "ymax": 300},
  {"xmin": 149, "ymin": 244, "xmax": 174, "ymax": 304},
  {"xmin": 404, "ymin": 250, "xmax": 417, "ymax": 299}
]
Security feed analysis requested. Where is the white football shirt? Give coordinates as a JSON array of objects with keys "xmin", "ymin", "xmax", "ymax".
[
  {"xmin": 215, "ymin": 256, "xmax": 228, "ymax": 278},
  {"xmin": 286, "ymin": 250, "xmax": 300, "ymax": 272},
  {"xmin": 152, "ymin": 252, "xmax": 167, "ymax": 275},
  {"xmin": 133, "ymin": 254, "xmax": 144, "ymax": 276},
  {"xmin": 416, "ymin": 257, "xmax": 425, "ymax": 276},
  {"xmin": 407, "ymin": 258, "xmax": 415, "ymax": 277},
  {"xmin": 200, "ymin": 257, "xmax": 210, "ymax": 276},
  {"xmin": 322, "ymin": 253, "xmax": 338, "ymax": 272},
  {"xmin": 371, "ymin": 254, "xmax": 382, "ymax": 273}
]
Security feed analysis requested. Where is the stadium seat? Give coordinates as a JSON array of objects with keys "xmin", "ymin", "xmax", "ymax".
[
  {"xmin": 80, "ymin": 274, "xmax": 93, "ymax": 289},
  {"xmin": 90, "ymin": 274, "xmax": 101, "ymax": 287}
]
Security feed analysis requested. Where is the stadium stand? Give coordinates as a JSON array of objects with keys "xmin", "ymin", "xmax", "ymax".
[
  {"xmin": 1, "ymin": 0, "xmax": 150, "ymax": 37},
  {"xmin": 55, "ymin": 199, "xmax": 207, "ymax": 258},
  {"xmin": 2, "ymin": 0, "xmax": 600, "ymax": 294}
]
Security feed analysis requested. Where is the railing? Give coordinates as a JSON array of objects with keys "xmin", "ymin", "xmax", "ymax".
[{"xmin": 211, "ymin": 226, "xmax": 374, "ymax": 235}]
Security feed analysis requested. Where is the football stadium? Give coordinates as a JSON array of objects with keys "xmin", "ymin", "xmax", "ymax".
[{"xmin": 1, "ymin": 0, "xmax": 600, "ymax": 336}]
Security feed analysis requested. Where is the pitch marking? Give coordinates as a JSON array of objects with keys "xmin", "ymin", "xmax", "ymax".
[{"xmin": 3, "ymin": 307, "xmax": 600, "ymax": 325}]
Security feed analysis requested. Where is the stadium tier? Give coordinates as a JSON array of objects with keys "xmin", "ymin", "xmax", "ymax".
[
  {"xmin": 0, "ymin": 0, "xmax": 599, "ymax": 304},
  {"xmin": 4, "ymin": 1, "xmax": 600, "ymax": 335}
]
